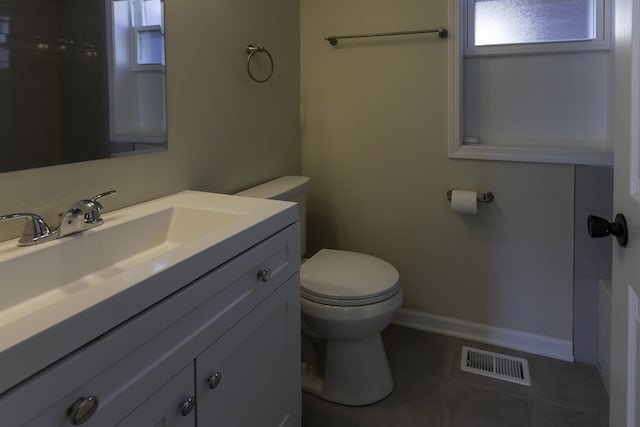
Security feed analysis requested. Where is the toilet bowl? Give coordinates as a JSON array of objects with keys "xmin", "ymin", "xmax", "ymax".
[
  {"xmin": 236, "ymin": 177, "xmax": 403, "ymax": 406},
  {"xmin": 300, "ymin": 249, "xmax": 403, "ymax": 405}
]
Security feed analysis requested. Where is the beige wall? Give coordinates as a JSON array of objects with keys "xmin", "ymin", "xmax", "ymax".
[
  {"xmin": 0, "ymin": 0, "xmax": 588, "ymax": 349},
  {"xmin": 301, "ymin": 0, "xmax": 575, "ymax": 341},
  {"xmin": 0, "ymin": 0, "xmax": 300, "ymax": 241}
]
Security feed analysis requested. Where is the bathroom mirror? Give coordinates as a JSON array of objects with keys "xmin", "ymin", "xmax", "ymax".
[{"xmin": 0, "ymin": 0, "xmax": 166, "ymax": 173}]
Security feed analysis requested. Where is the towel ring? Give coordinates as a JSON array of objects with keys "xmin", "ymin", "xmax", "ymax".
[{"xmin": 246, "ymin": 45, "xmax": 274, "ymax": 83}]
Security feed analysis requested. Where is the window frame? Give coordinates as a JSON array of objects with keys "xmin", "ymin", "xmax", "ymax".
[
  {"xmin": 132, "ymin": 24, "xmax": 164, "ymax": 69},
  {"xmin": 130, "ymin": 0, "xmax": 164, "ymax": 71},
  {"xmin": 448, "ymin": 0, "xmax": 613, "ymax": 166}
]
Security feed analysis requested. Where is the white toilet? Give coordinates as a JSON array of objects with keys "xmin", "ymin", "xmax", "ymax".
[{"xmin": 237, "ymin": 176, "xmax": 403, "ymax": 406}]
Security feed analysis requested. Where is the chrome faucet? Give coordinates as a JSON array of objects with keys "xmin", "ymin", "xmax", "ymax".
[
  {"xmin": 0, "ymin": 191, "xmax": 116, "ymax": 246},
  {"xmin": 0, "ymin": 213, "xmax": 55, "ymax": 246},
  {"xmin": 57, "ymin": 191, "xmax": 116, "ymax": 238}
]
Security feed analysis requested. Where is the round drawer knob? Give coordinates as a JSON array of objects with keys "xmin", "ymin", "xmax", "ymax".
[
  {"xmin": 68, "ymin": 395, "xmax": 99, "ymax": 425},
  {"xmin": 179, "ymin": 396, "xmax": 196, "ymax": 416},
  {"xmin": 208, "ymin": 371, "xmax": 222, "ymax": 390},
  {"xmin": 257, "ymin": 267, "xmax": 272, "ymax": 282}
]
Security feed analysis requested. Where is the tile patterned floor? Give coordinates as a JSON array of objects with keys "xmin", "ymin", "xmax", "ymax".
[{"xmin": 302, "ymin": 326, "xmax": 609, "ymax": 427}]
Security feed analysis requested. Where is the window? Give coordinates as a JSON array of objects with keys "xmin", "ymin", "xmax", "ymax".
[
  {"xmin": 131, "ymin": 0, "xmax": 164, "ymax": 68},
  {"xmin": 471, "ymin": 0, "xmax": 596, "ymax": 46},
  {"xmin": 0, "ymin": 16, "xmax": 9, "ymax": 69},
  {"xmin": 107, "ymin": 0, "xmax": 166, "ymax": 144},
  {"xmin": 449, "ymin": 0, "xmax": 613, "ymax": 166},
  {"xmin": 136, "ymin": 29, "xmax": 163, "ymax": 65},
  {"xmin": 465, "ymin": 0, "xmax": 607, "ymax": 55}
]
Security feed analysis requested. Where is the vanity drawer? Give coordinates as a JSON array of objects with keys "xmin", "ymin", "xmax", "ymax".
[
  {"xmin": 116, "ymin": 362, "xmax": 196, "ymax": 427},
  {"xmin": 0, "ymin": 223, "xmax": 300, "ymax": 426}
]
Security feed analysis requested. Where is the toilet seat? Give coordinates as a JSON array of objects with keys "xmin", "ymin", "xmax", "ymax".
[{"xmin": 300, "ymin": 249, "xmax": 400, "ymax": 307}]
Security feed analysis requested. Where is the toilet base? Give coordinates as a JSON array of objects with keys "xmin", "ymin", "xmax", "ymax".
[{"xmin": 302, "ymin": 333, "xmax": 394, "ymax": 406}]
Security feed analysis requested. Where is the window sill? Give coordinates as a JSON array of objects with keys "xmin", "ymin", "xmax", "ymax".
[
  {"xmin": 449, "ymin": 144, "xmax": 613, "ymax": 166},
  {"xmin": 463, "ymin": 41, "xmax": 610, "ymax": 58},
  {"xmin": 132, "ymin": 64, "xmax": 164, "ymax": 72},
  {"xmin": 111, "ymin": 131, "xmax": 166, "ymax": 144}
]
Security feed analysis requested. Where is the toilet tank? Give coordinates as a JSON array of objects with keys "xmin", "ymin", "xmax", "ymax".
[{"xmin": 236, "ymin": 176, "xmax": 310, "ymax": 255}]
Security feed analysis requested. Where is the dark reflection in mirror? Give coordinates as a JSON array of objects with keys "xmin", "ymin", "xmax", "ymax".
[{"xmin": 0, "ymin": 0, "xmax": 166, "ymax": 173}]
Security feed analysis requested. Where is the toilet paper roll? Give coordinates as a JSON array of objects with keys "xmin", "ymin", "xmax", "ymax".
[{"xmin": 450, "ymin": 190, "xmax": 477, "ymax": 215}]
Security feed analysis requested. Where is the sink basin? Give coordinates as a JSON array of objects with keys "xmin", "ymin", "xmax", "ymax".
[
  {"xmin": 0, "ymin": 206, "xmax": 245, "ymax": 315},
  {"xmin": 0, "ymin": 190, "xmax": 297, "ymax": 393},
  {"xmin": 0, "ymin": 206, "xmax": 245, "ymax": 320}
]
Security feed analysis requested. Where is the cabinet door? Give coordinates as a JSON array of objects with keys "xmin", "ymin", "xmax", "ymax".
[
  {"xmin": 196, "ymin": 275, "xmax": 301, "ymax": 427},
  {"xmin": 117, "ymin": 363, "xmax": 195, "ymax": 427}
]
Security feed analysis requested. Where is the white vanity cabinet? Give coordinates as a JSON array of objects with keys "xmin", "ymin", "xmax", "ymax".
[{"xmin": 0, "ymin": 222, "xmax": 301, "ymax": 427}]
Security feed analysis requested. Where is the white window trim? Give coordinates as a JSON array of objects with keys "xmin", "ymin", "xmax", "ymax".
[{"xmin": 448, "ymin": 0, "xmax": 614, "ymax": 166}]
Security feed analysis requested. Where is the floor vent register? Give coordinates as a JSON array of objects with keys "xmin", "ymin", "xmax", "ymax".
[{"xmin": 460, "ymin": 346, "xmax": 531, "ymax": 386}]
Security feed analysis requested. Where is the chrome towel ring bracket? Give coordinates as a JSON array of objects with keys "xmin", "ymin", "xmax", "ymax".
[{"xmin": 246, "ymin": 45, "xmax": 274, "ymax": 83}]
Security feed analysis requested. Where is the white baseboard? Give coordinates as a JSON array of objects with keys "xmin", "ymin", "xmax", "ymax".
[{"xmin": 392, "ymin": 308, "xmax": 574, "ymax": 362}]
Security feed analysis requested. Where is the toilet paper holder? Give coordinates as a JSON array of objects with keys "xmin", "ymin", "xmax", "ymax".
[{"xmin": 446, "ymin": 189, "xmax": 494, "ymax": 204}]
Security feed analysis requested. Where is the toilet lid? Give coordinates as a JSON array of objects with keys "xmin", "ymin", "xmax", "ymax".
[{"xmin": 300, "ymin": 249, "xmax": 400, "ymax": 305}]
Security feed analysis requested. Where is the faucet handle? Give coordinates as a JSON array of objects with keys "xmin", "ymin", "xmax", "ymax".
[
  {"xmin": 57, "ymin": 191, "xmax": 117, "ymax": 238},
  {"xmin": 79, "ymin": 190, "xmax": 117, "ymax": 224},
  {"xmin": 91, "ymin": 190, "xmax": 117, "ymax": 203},
  {"xmin": 0, "ymin": 213, "xmax": 53, "ymax": 246}
]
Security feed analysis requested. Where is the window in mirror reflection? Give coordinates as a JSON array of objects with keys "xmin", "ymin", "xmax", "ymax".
[
  {"xmin": 142, "ymin": 0, "xmax": 162, "ymax": 25},
  {"xmin": 133, "ymin": 0, "xmax": 164, "ymax": 66},
  {"xmin": 136, "ymin": 29, "xmax": 164, "ymax": 65},
  {"xmin": 0, "ymin": 15, "xmax": 9, "ymax": 69},
  {"xmin": 109, "ymin": 0, "xmax": 166, "ymax": 144}
]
